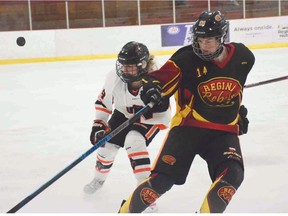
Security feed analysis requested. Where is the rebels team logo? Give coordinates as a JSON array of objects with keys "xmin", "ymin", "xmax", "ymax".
[
  {"xmin": 162, "ymin": 155, "xmax": 176, "ymax": 165},
  {"xmin": 198, "ymin": 78, "xmax": 241, "ymax": 107},
  {"xmin": 218, "ymin": 186, "xmax": 236, "ymax": 204},
  {"xmin": 140, "ymin": 188, "xmax": 160, "ymax": 205},
  {"xmin": 215, "ymin": 14, "xmax": 222, "ymax": 22}
]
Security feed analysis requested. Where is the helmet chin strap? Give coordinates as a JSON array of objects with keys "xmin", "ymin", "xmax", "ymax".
[
  {"xmin": 214, "ymin": 45, "xmax": 224, "ymax": 58},
  {"xmin": 212, "ymin": 45, "xmax": 226, "ymax": 62}
]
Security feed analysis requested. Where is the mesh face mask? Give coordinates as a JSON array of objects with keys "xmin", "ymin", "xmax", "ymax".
[
  {"xmin": 192, "ymin": 11, "xmax": 228, "ymax": 61},
  {"xmin": 116, "ymin": 41, "xmax": 149, "ymax": 83}
]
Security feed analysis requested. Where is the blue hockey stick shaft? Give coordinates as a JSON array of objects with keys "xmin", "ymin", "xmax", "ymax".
[{"xmin": 7, "ymin": 102, "xmax": 154, "ymax": 213}]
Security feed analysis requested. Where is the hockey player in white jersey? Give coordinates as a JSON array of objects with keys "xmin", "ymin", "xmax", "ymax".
[{"xmin": 83, "ymin": 41, "xmax": 171, "ymax": 212}]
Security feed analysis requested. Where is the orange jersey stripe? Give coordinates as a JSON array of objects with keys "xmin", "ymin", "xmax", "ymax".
[
  {"xmin": 95, "ymin": 107, "xmax": 112, "ymax": 114},
  {"xmin": 155, "ymin": 124, "xmax": 167, "ymax": 130},
  {"xmin": 145, "ymin": 125, "xmax": 158, "ymax": 140},
  {"xmin": 128, "ymin": 151, "xmax": 149, "ymax": 158},
  {"xmin": 133, "ymin": 122, "xmax": 148, "ymax": 129},
  {"xmin": 96, "ymin": 155, "xmax": 114, "ymax": 164},
  {"xmin": 133, "ymin": 167, "xmax": 151, "ymax": 174},
  {"xmin": 95, "ymin": 167, "xmax": 110, "ymax": 173}
]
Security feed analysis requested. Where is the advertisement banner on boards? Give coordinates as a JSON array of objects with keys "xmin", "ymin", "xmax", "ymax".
[
  {"xmin": 161, "ymin": 22, "xmax": 230, "ymax": 47},
  {"xmin": 161, "ymin": 23, "xmax": 194, "ymax": 47},
  {"xmin": 229, "ymin": 16, "xmax": 288, "ymax": 44}
]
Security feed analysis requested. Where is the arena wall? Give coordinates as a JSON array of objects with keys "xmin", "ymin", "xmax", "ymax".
[{"xmin": 0, "ymin": 16, "xmax": 287, "ymax": 65}]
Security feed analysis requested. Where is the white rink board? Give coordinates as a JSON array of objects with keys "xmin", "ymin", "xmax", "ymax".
[{"xmin": 0, "ymin": 16, "xmax": 287, "ymax": 61}]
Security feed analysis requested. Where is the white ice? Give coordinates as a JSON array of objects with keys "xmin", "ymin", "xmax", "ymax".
[{"xmin": 0, "ymin": 47, "xmax": 288, "ymax": 214}]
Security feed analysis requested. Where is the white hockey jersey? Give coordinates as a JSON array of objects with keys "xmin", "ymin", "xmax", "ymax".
[{"xmin": 94, "ymin": 70, "xmax": 171, "ymax": 129}]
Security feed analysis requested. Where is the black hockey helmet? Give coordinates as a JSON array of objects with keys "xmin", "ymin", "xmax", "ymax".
[
  {"xmin": 116, "ymin": 41, "xmax": 150, "ymax": 83},
  {"xmin": 192, "ymin": 10, "xmax": 229, "ymax": 61}
]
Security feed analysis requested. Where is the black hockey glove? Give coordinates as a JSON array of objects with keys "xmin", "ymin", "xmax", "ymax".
[
  {"xmin": 140, "ymin": 76, "xmax": 162, "ymax": 105},
  {"xmin": 90, "ymin": 120, "xmax": 110, "ymax": 145},
  {"xmin": 151, "ymin": 96, "xmax": 170, "ymax": 113},
  {"xmin": 238, "ymin": 105, "xmax": 249, "ymax": 135}
]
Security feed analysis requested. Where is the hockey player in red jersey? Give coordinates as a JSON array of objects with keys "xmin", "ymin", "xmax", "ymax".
[
  {"xmin": 83, "ymin": 41, "xmax": 171, "ymax": 213},
  {"xmin": 119, "ymin": 11, "xmax": 254, "ymax": 213}
]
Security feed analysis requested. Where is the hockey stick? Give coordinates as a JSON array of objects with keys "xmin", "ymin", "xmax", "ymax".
[
  {"xmin": 244, "ymin": 75, "xmax": 288, "ymax": 89},
  {"xmin": 7, "ymin": 102, "xmax": 154, "ymax": 213}
]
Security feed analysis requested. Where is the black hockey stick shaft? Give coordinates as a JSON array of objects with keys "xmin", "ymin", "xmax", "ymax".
[
  {"xmin": 244, "ymin": 75, "xmax": 288, "ymax": 88},
  {"xmin": 7, "ymin": 102, "xmax": 154, "ymax": 213}
]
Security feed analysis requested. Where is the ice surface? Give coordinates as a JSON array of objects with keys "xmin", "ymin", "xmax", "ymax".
[{"xmin": 0, "ymin": 48, "xmax": 287, "ymax": 213}]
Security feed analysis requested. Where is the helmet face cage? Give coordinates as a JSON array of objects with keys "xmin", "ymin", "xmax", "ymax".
[
  {"xmin": 116, "ymin": 41, "xmax": 150, "ymax": 83},
  {"xmin": 192, "ymin": 11, "xmax": 229, "ymax": 61}
]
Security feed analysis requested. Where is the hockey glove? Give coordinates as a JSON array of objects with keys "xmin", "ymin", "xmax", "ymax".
[
  {"xmin": 151, "ymin": 96, "xmax": 170, "ymax": 113},
  {"xmin": 238, "ymin": 105, "xmax": 249, "ymax": 135},
  {"xmin": 140, "ymin": 76, "xmax": 162, "ymax": 105},
  {"xmin": 90, "ymin": 120, "xmax": 110, "ymax": 145}
]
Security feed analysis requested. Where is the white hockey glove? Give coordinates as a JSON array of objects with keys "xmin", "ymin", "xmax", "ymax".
[{"xmin": 90, "ymin": 120, "xmax": 110, "ymax": 145}]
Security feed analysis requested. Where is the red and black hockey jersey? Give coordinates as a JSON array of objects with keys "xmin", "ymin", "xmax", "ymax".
[{"xmin": 149, "ymin": 43, "xmax": 255, "ymax": 134}]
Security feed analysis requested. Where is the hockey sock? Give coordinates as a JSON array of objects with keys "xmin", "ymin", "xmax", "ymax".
[
  {"xmin": 119, "ymin": 173, "xmax": 175, "ymax": 213},
  {"xmin": 200, "ymin": 160, "xmax": 244, "ymax": 213}
]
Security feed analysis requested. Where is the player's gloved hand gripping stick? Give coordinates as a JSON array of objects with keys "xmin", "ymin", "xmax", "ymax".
[
  {"xmin": 90, "ymin": 119, "xmax": 111, "ymax": 145},
  {"xmin": 140, "ymin": 76, "xmax": 163, "ymax": 105}
]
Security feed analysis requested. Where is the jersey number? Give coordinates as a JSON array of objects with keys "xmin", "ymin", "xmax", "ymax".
[{"xmin": 196, "ymin": 66, "xmax": 208, "ymax": 78}]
